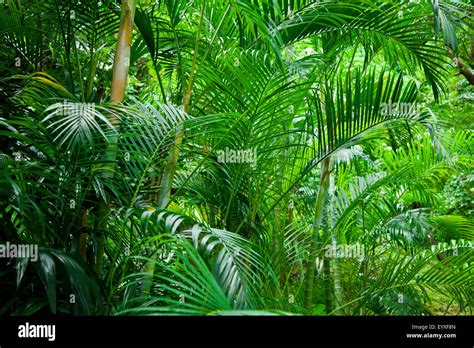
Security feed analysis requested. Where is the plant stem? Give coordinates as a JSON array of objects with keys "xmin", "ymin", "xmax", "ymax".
[
  {"xmin": 78, "ymin": 210, "xmax": 89, "ymax": 261},
  {"xmin": 110, "ymin": 0, "xmax": 137, "ymax": 107},
  {"xmin": 304, "ymin": 156, "xmax": 331, "ymax": 312},
  {"xmin": 95, "ymin": 0, "xmax": 137, "ymax": 277},
  {"xmin": 328, "ymin": 171, "xmax": 343, "ymax": 314},
  {"xmin": 323, "ymin": 256, "xmax": 333, "ymax": 314},
  {"xmin": 141, "ymin": 0, "xmax": 206, "ymax": 296}
]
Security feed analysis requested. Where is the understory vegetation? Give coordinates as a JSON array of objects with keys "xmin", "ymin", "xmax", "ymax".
[{"xmin": 0, "ymin": 0, "xmax": 473, "ymax": 316}]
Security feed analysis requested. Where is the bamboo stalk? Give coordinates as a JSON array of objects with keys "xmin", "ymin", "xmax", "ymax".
[
  {"xmin": 110, "ymin": 0, "xmax": 137, "ymax": 107},
  {"xmin": 141, "ymin": 0, "xmax": 206, "ymax": 296},
  {"xmin": 78, "ymin": 210, "xmax": 89, "ymax": 262},
  {"xmin": 323, "ymin": 256, "xmax": 333, "ymax": 314},
  {"xmin": 272, "ymin": 160, "xmax": 285, "ymax": 287},
  {"xmin": 328, "ymin": 172, "xmax": 344, "ymax": 314},
  {"xmin": 94, "ymin": 0, "xmax": 137, "ymax": 277},
  {"xmin": 332, "ymin": 230, "xmax": 344, "ymax": 314},
  {"xmin": 304, "ymin": 157, "xmax": 331, "ymax": 312}
]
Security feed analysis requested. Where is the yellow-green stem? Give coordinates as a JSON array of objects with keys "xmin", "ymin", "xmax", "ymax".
[
  {"xmin": 95, "ymin": 0, "xmax": 137, "ymax": 278},
  {"xmin": 304, "ymin": 157, "xmax": 331, "ymax": 312},
  {"xmin": 141, "ymin": 0, "xmax": 206, "ymax": 296}
]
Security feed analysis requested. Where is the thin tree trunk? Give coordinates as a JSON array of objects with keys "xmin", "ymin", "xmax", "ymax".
[
  {"xmin": 331, "ymin": 230, "xmax": 344, "ymax": 314},
  {"xmin": 304, "ymin": 157, "xmax": 331, "ymax": 312},
  {"xmin": 328, "ymin": 172, "xmax": 344, "ymax": 315},
  {"xmin": 319, "ymin": 203, "xmax": 333, "ymax": 314},
  {"xmin": 110, "ymin": 0, "xmax": 137, "ymax": 107},
  {"xmin": 323, "ymin": 255, "xmax": 333, "ymax": 314},
  {"xmin": 155, "ymin": 124, "xmax": 184, "ymax": 208},
  {"xmin": 271, "ymin": 161, "xmax": 284, "ymax": 286},
  {"xmin": 141, "ymin": 0, "xmax": 206, "ymax": 296},
  {"xmin": 319, "ymin": 207, "xmax": 334, "ymax": 314},
  {"xmin": 94, "ymin": 0, "xmax": 137, "ymax": 277},
  {"xmin": 280, "ymin": 198, "xmax": 294, "ymax": 283},
  {"xmin": 86, "ymin": 54, "xmax": 97, "ymax": 99},
  {"xmin": 78, "ymin": 210, "xmax": 89, "ymax": 261}
]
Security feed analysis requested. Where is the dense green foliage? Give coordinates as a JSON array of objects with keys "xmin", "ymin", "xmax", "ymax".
[{"xmin": 0, "ymin": 0, "xmax": 473, "ymax": 316}]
